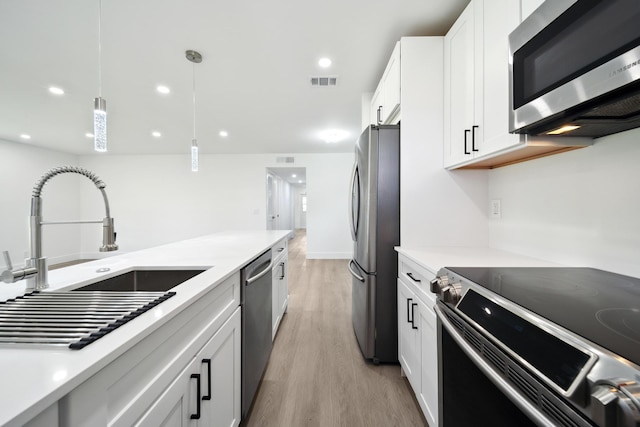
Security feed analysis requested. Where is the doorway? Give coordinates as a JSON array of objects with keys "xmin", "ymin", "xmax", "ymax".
[{"xmin": 266, "ymin": 167, "xmax": 307, "ymax": 231}]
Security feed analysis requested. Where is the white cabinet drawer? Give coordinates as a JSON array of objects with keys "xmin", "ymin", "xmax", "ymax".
[
  {"xmin": 272, "ymin": 238, "xmax": 287, "ymax": 262},
  {"xmin": 398, "ymin": 255, "xmax": 436, "ymax": 306}
]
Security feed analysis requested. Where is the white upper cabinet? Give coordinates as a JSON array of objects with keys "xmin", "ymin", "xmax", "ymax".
[
  {"xmin": 443, "ymin": 0, "xmax": 590, "ymax": 169},
  {"xmin": 444, "ymin": 0, "xmax": 521, "ymax": 169},
  {"xmin": 371, "ymin": 42, "xmax": 401, "ymax": 125}
]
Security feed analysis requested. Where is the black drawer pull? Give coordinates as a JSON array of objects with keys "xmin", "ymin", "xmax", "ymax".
[
  {"xmin": 407, "ymin": 298, "xmax": 413, "ymax": 324},
  {"xmin": 407, "ymin": 272, "xmax": 421, "ymax": 283},
  {"xmin": 202, "ymin": 359, "xmax": 211, "ymax": 401},
  {"xmin": 190, "ymin": 373, "xmax": 201, "ymax": 419},
  {"xmin": 472, "ymin": 125, "xmax": 479, "ymax": 152},
  {"xmin": 464, "ymin": 129, "xmax": 471, "ymax": 155},
  {"xmin": 411, "ymin": 303, "xmax": 418, "ymax": 330}
]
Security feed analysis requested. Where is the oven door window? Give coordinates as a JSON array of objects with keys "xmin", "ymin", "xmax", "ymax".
[
  {"xmin": 440, "ymin": 325, "xmax": 537, "ymax": 427},
  {"xmin": 513, "ymin": 0, "xmax": 640, "ymax": 109}
]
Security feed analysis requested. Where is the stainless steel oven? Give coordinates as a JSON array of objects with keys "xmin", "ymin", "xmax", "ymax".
[{"xmin": 430, "ymin": 267, "xmax": 640, "ymax": 427}]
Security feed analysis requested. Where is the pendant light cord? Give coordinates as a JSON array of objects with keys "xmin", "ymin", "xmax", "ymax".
[
  {"xmin": 192, "ymin": 62, "xmax": 196, "ymax": 139},
  {"xmin": 98, "ymin": 0, "xmax": 102, "ymax": 97}
]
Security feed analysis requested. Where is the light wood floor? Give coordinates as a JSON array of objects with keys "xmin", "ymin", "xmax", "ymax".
[{"xmin": 242, "ymin": 229, "xmax": 428, "ymax": 427}]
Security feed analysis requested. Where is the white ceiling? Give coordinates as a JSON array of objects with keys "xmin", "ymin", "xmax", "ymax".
[{"xmin": 0, "ymin": 0, "xmax": 468, "ymax": 156}]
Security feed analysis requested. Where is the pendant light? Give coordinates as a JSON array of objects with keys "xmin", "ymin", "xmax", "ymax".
[
  {"xmin": 94, "ymin": 0, "xmax": 107, "ymax": 152},
  {"xmin": 186, "ymin": 50, "xmax": 202, "ymax": 172}
]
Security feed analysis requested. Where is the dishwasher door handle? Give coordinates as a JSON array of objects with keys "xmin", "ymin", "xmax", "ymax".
[{"xmin": 246, "ymin": 260, "xmax": 274, "ymax": 285}]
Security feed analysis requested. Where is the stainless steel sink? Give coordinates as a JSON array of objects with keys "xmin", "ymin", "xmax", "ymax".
[
  {"xmin": 72, "ymin": 269, "xmax": 205, "ymax": 292},
  {"xmin": 0, "ymin": 290, "xmax": 176, "ymax": 349}
]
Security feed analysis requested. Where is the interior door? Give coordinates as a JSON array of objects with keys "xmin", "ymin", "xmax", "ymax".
[{"xmin": 266, "ymin": 173, "xmax": 279, "ymax": 230}]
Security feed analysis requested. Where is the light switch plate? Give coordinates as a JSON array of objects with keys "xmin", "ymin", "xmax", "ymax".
[{"xmin": 490, "ymin": 199, "xmax": 502, "ymax": 219}]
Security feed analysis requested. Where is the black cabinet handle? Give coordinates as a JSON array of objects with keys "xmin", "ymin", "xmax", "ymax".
[
  {"xmin": 190, "ymin": 374, "xmax": 201, "ymax": 419},
  {"xmin": 407, "ymin": 272, "xmax": 421, "ymax": 283},
  {"xmin": 202, "ymin": 359, "xmax": 211, "ymax": 401},
  {"xmin": 279, "ymin": 262, "xmax": 285, "ymax": 279},
  {"xmin": 472, "ymin": 125, "xmax": 479, "ymax": 152},
  {"xmin": 411, "ymin": 303, "xmax": 418, "ymax": 330},
  {"xmin": 277, "ymin": 247, "xmax": 284, "ymax": 252},
  {"xmin": 377, "ymin": 106, "xmax": 383, "ymax": 124},
  {"xmin": 406, "ymin": 298, "xmax": 413, "ymax": 324},
  {"xmin": 464, "ymin": 129, "xmax": 471, "ymax": 155}
]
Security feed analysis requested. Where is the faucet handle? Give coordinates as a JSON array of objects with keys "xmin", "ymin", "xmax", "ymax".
[
  {"xmin": 2, "ymin": 251, "xmax": 12, "ymax": 270},
  {"xmin": 2, "ymin": 251, "xmax": 38, "ymax": 284}
]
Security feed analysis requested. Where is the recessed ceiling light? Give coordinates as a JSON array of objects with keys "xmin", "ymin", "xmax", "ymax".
[
  {"xmin": 298, "ymin": 180, "xmax": 303, "ymax": 184},
  {"xmin": 156, "ymin": 85, "xmax": 170, "ymax": 94},
  {"xmin": 48, "ymin": 86, "xmax": 64, "ymax": 95},
  {"xmin": 292, "ymin": 174, "xmax": 297, "ymax": 178},
  {"xmin": 219, "ymin": 130, "xmax": 228, "ymax": 137},
  {"xmin": 152, "ymin": 131, "xmax": 162, "ymax": 138},
  {"xmin": 20, "ymin": 134, "xmax": 31, "ymax": 140},
  {"xmin": 85, "ymin": 132, "xmax": 94, "ymax": 138},
  {"xmin": 319, "ymin": 129, "xmax": 348, "ymax": 143},
  {"xmin": 319, "ymin": 57, "xmax": 332, "ymax": 68}
]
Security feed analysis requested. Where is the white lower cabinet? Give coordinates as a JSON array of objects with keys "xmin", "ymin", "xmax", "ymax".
[
  {"xmin": 136, "ymin": 307, "xmax": 241, "ymax": 427},
  {"xmin": 272, "ymin": 246, "xmax": 289, "ymax": 340},
  {"xmin": 397, "ymin": 255, "xmax": 438, "ymax": 427},
  {"xmin": 417, "ymin": 297, "xmax": 438, "ymax": 427},
  {"xmin": 397, "ymin": 279, "xmax": 420, "ymax": 389},
  {"xmin": 58, "ymin": 272, "xmax": 241, "ymax": 427}
]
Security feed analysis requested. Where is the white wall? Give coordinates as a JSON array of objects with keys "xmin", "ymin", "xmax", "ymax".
[
  {"xmin": 489, "ymin": 128, "xmax": 640, "ymax": 278},
  {"xmin": 78, "ymin": 152, "xmax": 353, "ymax": 259},
  {"xmin": 0, "ymin": 139, "xmax": 81, "ymax": 268},
  {"xmin": 0, "ymin": 145, "xmax": 353, "ymax": 268},
  {"xmin": 400, "ymin": 37, "xmax": 489, "ymax": 248},
  {"xmin": 294, "ymin": 187, "xmax": 307, "ymax": 229}
]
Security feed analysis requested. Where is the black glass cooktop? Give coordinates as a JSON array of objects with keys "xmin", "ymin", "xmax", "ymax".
[{"xmin": 446, "ymin": 267, "xmax": 640, "ymax": 366}]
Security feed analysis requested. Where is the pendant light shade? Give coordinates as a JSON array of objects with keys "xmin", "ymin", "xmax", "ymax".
[
  {"xmin": 186, "ymin": 50, "xmax": 202, "ymax": 172},
  {"xmin": 191, "ymin": 139, "xmax": 199, "ymax": 172},
  {"xmin": 93, "ymin": 97, "xmax": 107, "ymax": 152}
]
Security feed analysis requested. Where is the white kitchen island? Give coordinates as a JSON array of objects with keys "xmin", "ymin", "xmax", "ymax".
[{"xmin": 0, "ymin": 230, "xmax": 290, "ymax": 427}]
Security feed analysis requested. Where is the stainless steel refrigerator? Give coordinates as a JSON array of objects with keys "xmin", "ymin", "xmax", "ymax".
[{"xmin": 348, "ymin": 124, "xmax": 399, "ymax": 364}]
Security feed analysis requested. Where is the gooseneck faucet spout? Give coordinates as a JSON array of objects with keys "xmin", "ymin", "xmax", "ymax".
[{"xmin": 2, "ymin": 166, "xmax": 118, "ymax": 291}]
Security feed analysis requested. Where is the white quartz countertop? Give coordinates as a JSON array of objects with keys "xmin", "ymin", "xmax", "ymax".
[
  {"xmin": 395, "ymin": 246, "xmax": 562, "ymax": 276},
  {"xmin": 0, "ymin": 230, "xmax": 290, "ymax": 427}
]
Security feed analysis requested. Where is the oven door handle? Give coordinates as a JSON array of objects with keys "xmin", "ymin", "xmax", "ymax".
[{"xmin": 435, "ymin": 304, "xmax": 557, "ymax": 427}]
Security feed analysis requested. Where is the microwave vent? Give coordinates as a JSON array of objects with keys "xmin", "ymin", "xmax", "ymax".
[{"xmin": 580, "ymin": 92, "xmax": 640, "ymax": 119}]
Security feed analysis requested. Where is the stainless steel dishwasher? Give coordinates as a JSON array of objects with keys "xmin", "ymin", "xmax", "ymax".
[{"xmin": 240, "ymin": 249, "xmax": 273, "ymax": 420}]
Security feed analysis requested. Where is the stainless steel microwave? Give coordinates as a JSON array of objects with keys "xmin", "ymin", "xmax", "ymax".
[{"xmin": 509, "ymin": 0, "xmax": 640, "ymax": 138}]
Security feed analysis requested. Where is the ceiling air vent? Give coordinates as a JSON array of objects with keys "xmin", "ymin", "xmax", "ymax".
[
  {"xmin": 310, "ymin": 76, "xmax": 338, "ymax": 87},
  {"xmin": 276, "ymin": 156, "xmax": 295, "ymax": 164}
]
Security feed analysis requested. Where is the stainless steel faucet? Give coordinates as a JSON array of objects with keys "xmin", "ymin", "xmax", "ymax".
[{"xmin": 1, "ymin": 166, "xmax": 118, "ymax": 291}]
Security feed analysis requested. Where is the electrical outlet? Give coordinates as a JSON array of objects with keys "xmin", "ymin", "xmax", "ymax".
[{"xmin": 490, "ymin": 199, "xmax": 502, "ymax": 219}]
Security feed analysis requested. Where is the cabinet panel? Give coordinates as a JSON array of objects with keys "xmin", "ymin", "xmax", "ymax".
[
  {"xmin": 135, "ymin": 356, "xmax": 200, "ymax": 427},
  {"xmin": 397, "ymin": 278, "xmax": 420, "ymax": 389},
  {"xmin": 199, "ymin": 308, "xmax": 241, "ymax": 427},
  {"xmin": 418, "ymin": 299, "xmax": 438, "ymax": 427},
  {"xmin": 444, "ymin": 2, "xmax": 475, "ymax": 166},
  {"xmin": 370, "ymin": 42, "xmax": 401, "ymax": 125},
  {"xmin": 477, "ymin": 0, "xmax": 521, "ymax": 157}
]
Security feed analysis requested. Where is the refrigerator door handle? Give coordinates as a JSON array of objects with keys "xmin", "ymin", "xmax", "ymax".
[
  {"xmin": 348, "ymin": 259, "xmax": 365, "ymax": 282},
  {"xmin": 348, "ymin": 162, "xmax": 360, "ymax": 241}
]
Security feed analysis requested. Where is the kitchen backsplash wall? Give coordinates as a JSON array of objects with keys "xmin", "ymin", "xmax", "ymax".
[
  {"xmin": 0, "ymin": 139, "xmax": 82, "ymax": 267},
  {"xmin": 489, "ymin": 128, "xmax": 640, "ymax": 278}
]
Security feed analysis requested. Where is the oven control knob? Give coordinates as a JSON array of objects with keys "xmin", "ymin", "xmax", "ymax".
[
  {"xmin": 591, "ymin": 379, "xmax": 640, "ymax": 427},
  {"xmin": 442, "ymin": 283, "xmax": 461, "ymax": 304},
  {"xmin": 429, "ymin": 276, "xmax": 449, "ymax": 294}
]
